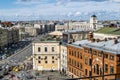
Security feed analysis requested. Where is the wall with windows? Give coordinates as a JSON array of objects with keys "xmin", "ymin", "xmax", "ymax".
[
  {"xmin": 32, "ymin": 41, "xmax": 60, "ymax": 71},
  {"xmin": 68, "ymin": 45, "xmax": 84, "ymax": 78},
  {"xmin": 60, "ymin": 44, "xmax": 68, "ymax": 74},
  {"xmin": 68, "ymin": 43, "xmax": 120, "ymax": 80}
]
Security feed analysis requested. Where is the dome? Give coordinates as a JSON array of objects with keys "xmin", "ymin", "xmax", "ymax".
[{"xmin": 91, "ymin": 15, "xmax": 97, "ymax": 17}]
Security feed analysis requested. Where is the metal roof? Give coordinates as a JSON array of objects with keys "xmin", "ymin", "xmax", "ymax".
[{"xmin": 71, "ymin": 39, "xmax": 120, "ymax": 54}]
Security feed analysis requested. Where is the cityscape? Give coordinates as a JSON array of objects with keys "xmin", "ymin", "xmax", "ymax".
[{"xmin": 0, "ymin": 0, "xmax": 120, "ymax": 80}]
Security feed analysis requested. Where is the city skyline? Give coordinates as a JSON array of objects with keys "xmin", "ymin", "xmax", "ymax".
[{"xmin": 0, "ymin": 0, "xmax": 120, "ymax": 21}]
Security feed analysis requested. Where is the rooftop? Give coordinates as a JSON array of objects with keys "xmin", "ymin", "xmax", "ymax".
[
  {"xmin": 63, "ymin": 29, "xmax": 90, "ymax": 34},
  {"xmin": 34, "ymin": 35, "xmax": 61, "ymax": 43},
  {"xmin": 70, "ymin": 38, "xmax": 120, "ymax": 54}
]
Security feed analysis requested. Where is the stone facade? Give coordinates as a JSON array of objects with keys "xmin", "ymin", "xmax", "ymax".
[{"xmin": 32, "ymin": 41, "xmax": 60, "ymax": 71}]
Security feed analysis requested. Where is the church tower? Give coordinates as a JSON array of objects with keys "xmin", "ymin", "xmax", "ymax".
[{"xmin": 90, "ymin": 15, "xmax": 98, "ymax": 30}]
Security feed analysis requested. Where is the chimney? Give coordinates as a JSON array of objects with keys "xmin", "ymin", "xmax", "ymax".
[
  {"xmin": 88, "ymin": 32, "xmax": 93, "ymax": 41},
  {"xmin": 96, "ymin": 38, "xmax": 100, "ymax": 42},
  {"xmin": 91, "ymin": 38, "xmax": 95, "ymax": 42},
  {"xmin": 104, "ymin": 38, "xmax": 107, "ymax": 41},
  {"xmin": 114, "ymin": 38, "xmax": 118, "ymax": 44}
]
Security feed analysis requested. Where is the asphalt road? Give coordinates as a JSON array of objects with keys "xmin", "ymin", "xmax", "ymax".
[
  {"xmin": 7, "ymin": 43, "xmax": 32, "ymax": 63},
  {"xmin": 0, "ymin": 34, "xmax": 47, "ymax": 65}
]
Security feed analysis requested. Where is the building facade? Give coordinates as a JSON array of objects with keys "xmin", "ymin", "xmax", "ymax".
[
  {"xmin": 62, "ymin": 30, "xmax": 89, "ymax": 43},
  {"xmin": 68, "ymin": 35, "xmax": 120, "ymax": 80},
  {"xmin": 32, "ymin": 41, "xmax": 60, "ymax": 71},
  {"xmin": 0, "ymin": 28, "xmax": 8, "ymax": 48},
  {"xmin": 60, "ymin": 44, "xmax": 68, "ymax": 74},
  {"xmin": 55, "ymin": 15, "xmax": 103, "ymax": 31}
]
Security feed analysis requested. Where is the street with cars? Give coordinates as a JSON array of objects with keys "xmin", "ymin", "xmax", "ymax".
[{"xmin": 0, "ymin": 33, "xmax": 69, "ymax": 80}]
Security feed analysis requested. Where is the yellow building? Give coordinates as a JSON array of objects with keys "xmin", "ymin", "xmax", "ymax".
[{"xmin": 32, "ymin": 41, "xmax": 60, "ymax": 71}]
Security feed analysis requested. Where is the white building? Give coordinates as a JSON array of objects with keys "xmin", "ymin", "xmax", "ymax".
[
  {"xmin": 60, "ymin": 44, "xmax": 68, "ymax": 74},
  {"xmin": 55, "ymin": 15, "xmax": 103, "ymax": 31}
]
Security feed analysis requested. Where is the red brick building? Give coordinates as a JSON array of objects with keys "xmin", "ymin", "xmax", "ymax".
[{"xmin": 68, "ymin": 33, "xmax": 120, "ymax": 80}]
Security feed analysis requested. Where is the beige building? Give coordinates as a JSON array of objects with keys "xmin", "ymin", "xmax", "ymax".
[
  {"xmin": 32, "ymin": 41, "xmax": 60, "ymax": 71},
  {"xmin": 6, "ymin": 27, "xmax": 19, "ymax": 45},
  {"xmin": 62, "ymin": 30, "xmax": 89, "ymax": 43},
  {"xmin": 13, "ymin": 24, "xmax": 28, "ymax": 41},
  {"xmin": 25, "ymin": 27, "xmax": 40, "ymax": 37},
  {"xmin": 0, "ymin": 28, "xmax": 8, "ymax": 48}
]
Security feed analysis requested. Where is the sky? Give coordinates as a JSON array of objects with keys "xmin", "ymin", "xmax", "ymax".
[{"xmin": 0, "ymin": 0, "xmax": 120, "ymax": 21}]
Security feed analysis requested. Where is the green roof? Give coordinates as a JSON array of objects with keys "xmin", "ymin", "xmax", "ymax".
[{"xmin": 95, "ymin": 27, "xmax": 120, "ymax": 35}]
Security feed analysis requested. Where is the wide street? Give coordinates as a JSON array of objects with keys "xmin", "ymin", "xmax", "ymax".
[
  {"xmin": 0, "ymin": 34, "xmax": 47, "ymax": 64},
  {"xmin": 0, "ymin": 34, "xmax": 62, "ymax": 80},
  {"xmin": 7, "ymin": 43, "xmax": 32, "ymax": 63}
]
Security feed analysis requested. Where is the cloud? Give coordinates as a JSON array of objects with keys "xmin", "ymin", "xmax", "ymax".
[
  {"xmin": 111, "ymin": 0, "xmax": 120, "ymax": 2},
  {"xmin": 0, "ymin": 0, "xmax": 120, "ymax": 21},
  {"xmin": 15, "ymin": 0, "xmax": 51, "ymax": 5}
]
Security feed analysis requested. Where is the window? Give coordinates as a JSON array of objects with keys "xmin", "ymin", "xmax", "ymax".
[
  {"xmin": 94, "ymin": 65, "xmax": 96, "ymax": 73},
  {"xmin": 79, "ymin": 53, "xmax": 82, "ymax": 59},
  {"xmin": 89, "ymin": 59, "xmax": 92, "ymax": 66},
  {"xmin": 69, "ymin": 50, "xmax": 71, "ymax": 55},
  {"xmin": 85, "ymin": 69, "xmax": 88, "ymax": 75},
  {"xmin": 96, "ymin": 64, "xmax": 99, "ymax": 75},
  {"xmin": 45, "ymin": 61, "xmax": 47, "ymax": 63},
  {"xmin": 89, "ymin": 71, "xmax": 92, "ymax": 76},
  {"xmin": 110, "ymin": 55, "xmax": 114, "ymax": 60},
  {"xmin": 44, "ymin": 56, "xmax": 47, "ymax": 60},
  {"xmin": 75, "ymin": 61, "xmax": 76, "ymax": 66},
  {"xmin": 98, "ymin": 52, "xmax": 102, "ymax": 57},
  {"xmin": 77, "ymin": 52, "xmax": 79, "ymax": 58},
  {"xmin": 77, "ymin": 62, "xmax": 79, "ymax": 67},
  {"xmin": 104, "ymin": 54, "xmax": 108, "ymax": 59},
  {"xmin": 69, "ymin": 58, "xmax": 71, "ymax": 64},
  {"xmin": 110, "ymin": 66, "xmax": 114, "ymax": 74},
  {"xmin": 38, "ymin": 47, "xmax": 41, "ymax": 52},
  {"xmin": 93, "ymin": 51, "xmax": 97, "ymax": 55},
  {"xmin": 38, "ymin": 56, "xmax": 41, "ymax": 59},
  {"xmin": 80, "ymin": 72, "xmax": 82, "ymax": 77},
  {"xmin": 105, "ymin": 64, "xmax": 108, "ymax": 73},
  {"xmin": 85, "ymin": 57, "xmax": 88, "ymax": 65},
  {"xmin": 52, "ymin": 47, "xmax": 54, "ymax": 52},
  {"xmin": 45, "ymin": 47, "xmax": 47, "ymax": 52},
  {"xmin": 79, "ymin": 63, "xmax": 82, "ymax": 69},
  {"xmin": 38, "ymin": 61, "xmax": 41, "ymax": 63},
  {"xmin": 52, "ymin": 56, "xmax": 54, "ymax": 59},
  {"xmin": 72, "ymin": 51, "xmax": 74, "ymax": 56},
  {"xmin": 100, "ymin": 68, "xmax": 102, "ymax": 75},
  {"xmin": 94, "ymin": 64, "xmax": 99, "ymax": 74},
  {"xmin": 74, "ymin": 51, "xmax": 76, "ymax": 57},
  {"xmin": 52, "ymin": 61, "xmax": 54, "ymax": 63},
  {"xmin": 89, "ymin": 48, "xmax": 92, "ymax": 54}
]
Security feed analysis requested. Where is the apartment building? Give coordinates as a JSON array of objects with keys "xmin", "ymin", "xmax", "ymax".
[
  {"xmin": 0, "ymin": 28, "xmax": 8, "ymax": 48},
  {"xmin": 60, "ymin": 44, "xmax": 68, "ymax": 74},
  {"xmin": 68, "ymin": 33, "xmax": 120, "ymax": 80},
  {"xmin": 25, "ymin": 27, "xmax": 40, "ymax": 37},
  {"xmin": 32, "ymin": 40, "xmax": 60, "ymax": 71}
]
